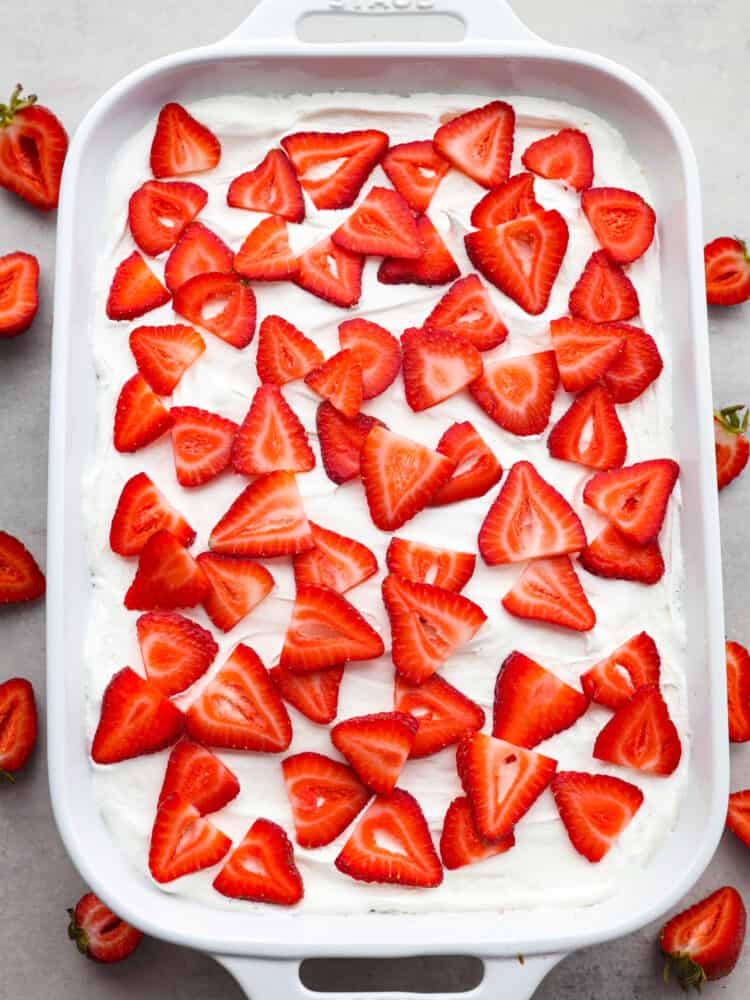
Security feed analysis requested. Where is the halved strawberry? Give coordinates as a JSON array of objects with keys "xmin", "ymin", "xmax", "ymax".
[
  {"xmin": 149, "ymin": 793, "xmax": 230, "ymax": 884},
  {"xmin": 232, "ymin": 384, "xmax": 314, "ymax": 476},
  {"xmin": 580, "ymin": 632, "xmax": 661, "ymax": 710},
  {"xmin": 548, "ymin": 385, "xmax": 627, "ymax": 470},
  {"xmin": 129, "ymin": 324, "xmax": 205, "ymax": 396},
  {"xmin": 551, "ymin": 770, "xmax": 643, "ymax": 863},
  {"xmin": 382, "ymin": 573, "xmax": 487, "ymax": 684},
  {"xmin": 361, "ymin": 425, "xmax": 455, "ymax": 532},
  {"xmin": 257, "ymin": 314, "xmax": 323, "ymax": 385},
  {"xmin": 173, "ymin": 272, "xmax": 256, "ymax": 349},
  {"xmin": 602, "ymin": 324, "xmax": 663, "ymax": 403},
  {"xmin": 91, "ymin": 667, "xmax": 184, "ymax": 765},
  {"xmin": 186, "ymin": 643, "xmax": 292, "ymax": 752},
  {"xmin": 67, "ymin": 893, "xmax": 143, "ymax": 964},
  {"xmin": 401, "ymin": 326, "xmax": 483, "ymax": 412},
  {"xmin": 136, "ymin": 610, "xmax": 218, "ymax": 696},
  {"xmin": 470, "ymin": 172, "xmax": 540, "ymax": 229},
  {"xmin": 521, "ymin": 128, "xmax": 593, "ymax": 191},
  {"xmin": 660, "ymin": 886, "xmax": 747, "ymax": 988},
  {"xmin": 394, "ymin": 673, "xmax": 484, "ymax": 758},
  {"xmin": 470, "ymin": 350, "xmax": 559, "ymax": 436},
  {"xmin": 331, "ymin": 711, "xmax": 418, "ymax": 795},
  {"xmin": 386, "ymin": 538, "xmax": 475, "ymax": 593},
  {"xmin": 226, "ymin": 148, "xmax": 304, "ymax": 222},
  {"xmin": 568, "ymin": 250, "xmax": 639, "ymax": 324},
  {"xmin": 214, "ymin": 818, "xmax": 303, "ymax": 905},
  {"xmin": 335, "ymin": 788, "xmax": 443, "ymax": 887},
  {"xmin": 0, "ymin": 252, "xmax": 38, "ymax": 336},
  {"xmin": 381, "ymin": 140, "xmax": 449, "ymax": 214},
  {"xmin": 593, "ymin": 684, "xmax": 682, "ymax": 775},
  {"xmin": 282, "ymin": 751, "xmax": 370, "ymax": 848},
  {"xmin": 457, "ymin": 732, "xmax": 557, "ymax": 841},
  {"xmin": 280, "ymin": 583, "xmax": 384, "ymax": 672},
  {"xmin": 270, "ymin": 664, "xmax": 345, "ymax": 726},
  {"xmin": 0, "ymin": 678, "xmax": 36, "ymax": 776},
  {"xmin": 425, "ymin": 274, "xmax": 507, "ymax": 352},
  {"xmin": 549, "ymin": 316, "xmax": 625, "ymax": 393},
  {"xmin": 434, "ymin": 101, "xmax": 514, "ymax": 189},
  {"xmin": 164, "ymin": 221, "xmax": 233, "ymax": 293},
  {"xmin": 583, "ymin": 459, "xmax": 680, "ymax": 544},
  {"xmin": 715, "ymin": 405, "xmax": 750, "ymax": 490},
  {"xmin": 294, "ymin": 236, "xmax": 364, "ymax": 308},
  {"xmin": 333, "ymin": 186, "xmax": 421, "ymax": 259},
  {"xmin": 233, "ymin": 215, "xmax": 299, "ymax": 282},
  {"xmin": 209, "ymin": 471, "xmax": 313, "ymax": 558},
  {"xmin": 465, "ymin": 210, "xmax": 569, "ymax": 315},
  {"xmin": 705, "ymin": 237, "xmax": 750, "ymax": 306},
  {"xmin": 493, "ymin": 652, "xmax": 589, "ymax": 748},
  {"xmin": 158, "ymin": 740, "xmax": 239, "ymax": 815},
  {"xmin": 113, "ymin": 374, "xmax": 172, "ymax": 453},
  {"xmin": 430, "ymin": 421, "xmax": 503, "ymax": 506},
  {"xmin": 197, "ymin": 552, "xmax": 274, "ymax": 632},
  {"xmin": 727, "ymin": 790, "xmax": 750, "ymax": 849},
  {"xmin": 106, "ymin": 252, "xmax": 171, "ymax": 321},
  {"xmin": 281, "ymin": 129, "xmax": 388, "ymax": 210},
  {"xmin": 378, "ymin": 214, "xmax": 460, "ymax": 287},
  {"xmin": 317, "ymin": 403, "xmax": 384, "ymax": 485},
  {"xmin": 338, "ymin": 318, "xmax": 401, "ymax": 400},
  {"xmin": 579, "ymin": 524, "xmax": 665, "ymax": 585},
  {"xmin": 128, "ymin": 179, "xmax": 207, "ymax": 257},
  {"xmin": 0, "ymin": 533, "xmax": 45, "ymax": 604},
  {"xmin": 478, "ymin": 460, "xmax": 585, "ymax": 565},
  {"xmin": 727, "ymin": 640, "xmax": 750, "ymax": 743},
  {"xmin": 293, "ymin": 522, "xmax": 377, "ymax": 594},
  {"xmin": 124, "ymin": 530, "xmax": 209, "ymax": 611},
  {"xmin": 440, "ymin": 796, "xmax": 515, "ymax": 871},
  {"xmin": 0, "ymin": 85, "xmax": 68, "ymax": 211},
  {"xmin": 170, "ymin": 405, "xmax": 238, "ymax": 487},
  {"xmin": 305, "ymin": 349, "xmax": 364, "ymax": 418},
  {"xmin": 582, "ymin": 187, "xmax": 656, "ymax": 264},
  {"xmin": 502, "ymin": 556, "xmax": 596, "ymax": 632},
  {"xmin": 150, "ymin": 103, "xmax": 221, "ymax": 178},
  {"xmin": 110, "ymin": 473, "xmax": 195, "ymax": 557}
]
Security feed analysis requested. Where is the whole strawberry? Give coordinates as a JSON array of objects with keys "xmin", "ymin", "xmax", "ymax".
[
  {"xmin": 660, "ymin": 886, "xmax": 746, "ymax": 988},
  {"xmin": 0, "ymin": 85, "xmax": 68, "ymax": 210},
  {"xmin": 68, "ymin": 893, "xmax": 143, "ymax": 963}
]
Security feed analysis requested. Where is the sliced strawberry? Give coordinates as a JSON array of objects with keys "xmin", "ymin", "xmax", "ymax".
[
  {"xmin": 257, "ymin": 314, "xmax": 323, "ymax": 385},
  {"xmin": 549, "ymin": 316, "xmax": 625, "ymax": 393},
  {"xmin": 0, "ymin": 252, "xmax": 38, "ymax": 336},
  {"xmin": 164, "ymin": 221, "xmax": 233, "ymax": 293},
  {"xmin": 727, "ymin": 640, "xmax": 750, "ymax": 743},
  {"xmin": 582, "ymin": 187, "xmax": 656, "ymax": 264},
  {"xmin": 579, "ymin": 523, "xmax": 665, "ymax": 585},
  {"xmin": 67, "ymin": 893, "xmax": 143, "ymax": 964},
  {"xmin": 331, "ymin": 711, "xmax": 418, "ymax": 795},
  {"xmin": 294, "ymin": 236, "xmax": 364, "ymax": 308},
  {"xmin": 186, "ymin": 643, "xmax": 292, "ymax": 752},
  {"xmin": 434, "ymin": 101, "xmax": 514, "ymax": 189},
  {"xmin": 378, "ymin": 214, "xmax": 460, "ymax": 287},
  {"xmin": 0, "ymin": 85, "xmax": 68, "ymax": 211},
  {"xmin": 282, "ymin": 751, "xmax": 370, "ymax": 848},
  {"xmin": 233, "ymin": 215, "xmax": 299, "ymax": 282},
  {"xmin": 583, "ymin": 459, "xmax": 680, "ymax": 544},
  {"xmin": 425, "ymin": 274, "xmax": 507, "ymax": 351},
  {"xmin": 338, "ymin": 318, "xmax": 401, "ymax": 399},
  {"xmin": 430, "ymin": 421, "xmax": 503, "ymax": 506},
  {"xmin": 305, "ymin": 349, "xmax": 364, "ymax": 418},
  {"xmin": 232, "ymin": 384, "xmax": 314, "ymax": 476},
  {"xmin": 129, "ymin": 324, "xmax": 205, "ymax": 396},
  {"xmin": 602, "ymin": 324, "xmax": 663, "ymax": 403},
  {"xmin": 281, "ymin": 129, "xmax": 388, "ymax": 210},
  {"xmin": 382, "ymin": 573, "xmax": 487, "ymax": 684},
  {"xmin": 478, "ymin": 460, "xmax": 585, "ymax": 565},
  {"xmin": 470, "ymin": 350, "xmax": 559, "ymax": 436},
  {"xmin": 580, "ymin": 632, "xmax": 661, "ymax": 710},
  {"xmin": 386, "ymin": 538, "xmax": 475, "ymax": 593},
  {"xmin": 197, "ymin": 552, "xmax": 274, "ymax": 633},
  {"xmin": 124, "ymin": 530, "xmax": 208, "ymax": 611},
  {"xmin": 209, "ymin": 471, "xmax": 313, "ymax": 558},
  {"xmin": 270, "ymin": 664, "xmax": 345, "ymax": 726},
  {"xmin": 91, "ymin": 667, "xmax": 184, "ymax": 765},
  {"xmin": 394, "ymin": 673, "xmax": 484, "ymax": 758},
  {"xmin": 401, "ymin": 326, "xmax": 483, "ymax": 412},
  {"xmin": 440, "ymin": 796, "xmax": 515, "ymax": 870},
  {"xmin": 705, "ymin": 237, "xmax": 750, "ymax": 306},
  {"xmin": 551, "ymin": 771, "xmax": 643, "ymax": 863},
  {"xmin": 149, "ymin": 793, "xmax": 230, "ymax": 884},
  {"xmin": 158, "ymin": 740, "xmax": 239, "ymax": 815},
  {"xmin": 381, "ymin": 140, "xmax": 449, "ymax": 214},
  {"xmin": 110, "ymin": 472, "xmax": 195, "ymax": 557},
  {"xmin": 521, "ymin": 128, "xmax": 593, "ymax": 191},
  {"xmin": 457, "ymin": 732, "xmax": 557, "ymax": 841},
  {"xmin": 727, "ymin": 790, "xmax": 750, "ymax": 849},
  {"xmin": 568, "ymin": 250, "xmax": 639, "ymax": 324},
  {"xmin": 502, "ymin": 555, "xmax": 596, "ymax": 632},
  {"xmin": 317, "ymin": 403, "xmax": 383, "ymax": 485},
  {"xmin": 170, "ymin": 405, "xmax": 238, "ymax": 487},
  {"xmin": 470, "ymin": 172, "xmax": 540, "ymax": 229},
  {"xmin": 293, "ymin": 522, "xmax": 377, "ymax": 594},
  {"xmin": 113, "ymin": 374, "xmax": 172, "ymax": 453},
  {"xmin": 213, "ymin": 818, "xmax": 303, "ymax": 905},
  {"xmin": 548, "ymin": 384, "xmax": 627, "ymax": 470},
  {"xmin": 593, "ymin": 684, "xmax": 682, "ymax": 775},
  {"xmin": 715, "ymin": 405, "xmax": 750, "ymax": 490},
  {"xmin": 226, "ymin": 148, "xmax": 304, "ymax": 222},
  {"xmin": 0, "ymin": 533, "xmax": 45, "ymax": 604},
  {"xmin": 128, "ymin": 179, "xmax": 207, "ymax": 257},
  {"xmin": 150, "ymin": 103, "xmax": 220, "ymax": 178},
  {"xmin": 106, "ymin": 252, "xmax": 171, "ymax": 321},
  {"xmin": 0, "ymin": 678, "xmax": 36, "ymax": 776},
  {"xmin": 335, "ymin": 788, "xmax": 443, "ymax": 887},
  {"xmin": 136, "ymin": 610, "xmax": 218, "ymax": 696},
  {"xmin": 173, "ymin": 272, "xmax": 256, "ymax": 349},
  {"xmin": 333, "ymin": 186, "xmax": 421, "ymax": 259},
  {"xmin": 361, "ymin": 425, "xmax": 455, "ymax": 532},
  {"xmin": 279, "ymin": 583, "xmax": 384, "ymax": 672},
  {"xmin": 660, "ymin": 886, "xmax": 747, "ymax": 987}
]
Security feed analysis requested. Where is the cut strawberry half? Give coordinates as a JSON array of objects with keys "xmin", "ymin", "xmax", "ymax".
[
  {"xmin": 470, "ymin": 172, "xmax": 540, "ymax": 229},
  {"xmin": 0, "ymin": 85, "xmax": 68, "ymax": 211},
  {"xmin": 0, "ymin": 251, "xmax": 39, "ymax": 336},
  {"xmin": 602, "ymin": 324, "xmax": 663, "ymax": 403},
  {"xmin": 280, "ymin": 583, "xmax": 384, "ymax": 672},
  {"xmin": 580, "ymin": 632, "xmax": 661, "ymax": 710},
  {"xmin": 186, "ymin": 643, "xmax": 292, "ymax": 752},
  {"xmin": 293, "ymin": 522, "xmax": 377, "ymax": 594},
  {"xmin": 91, "ymin": 667, "xmax": 184, "ymax": 765},
  {"xmin": 425, "ymin": 274, "xmax": 508, "ymax": 352},
  {"xmin": 196, "ymin": 552, "xmax": 274, "ymax": 632},
  {"xmin": 282, "ymin": 752, "xmax": 370, "ymax": 848},
  {"xmin": 394, "ymin": 673, "xmax": 484, "ymax": 758},
  {"xmin": 547, "ymin": 384, "xmax": 627, "ymax": 470},
  {"xmin": 582, "ymin": 187, "xmax": 656, "ymax": 264},
  {"xmin": 727, "ymin": 640, "xmax": 750, "ymax": 743},
  {"xmin": 270, "ymin": 664, "xmax": 345, "ymax": 726},
  {"xmin": 338, "ymin": 318, "xmax": 401, "ymax": 400},
  {"xmin": 386, "ymin": 538, "xmax": 475, "ymax": 593},
  {"xmin": 213, "ymin": 818, "xmax": 303, "ymax": 905},
  {"xmin": 440, "ymin": 796, "xmax": 515, "ymax": 871},
  {"xmin": 0, "ymin": 533, "xmax": 45, "ymax": 605},
  {"xmin": 210, "ymin": 471, "xmax": 313, "ymax": 558},
  {"xmin": 257, "ymin": 314, "xmax": 323, "ymax": 385},
  {"xmin": 233, "ymin": 215, "xmax": 299, "ymax": 282},
  {"xmin": 136, "ymin": 610, "xmax": 218, "ymax": 697},
  {"xmin": 331, "ymin": 711, "xmax": 418, "ymax": 796},
  {"xmin": 294, "ymin": 236, "xmax": 364, "ymax": 308},
  {"xmin": 378, "ymin": 214, "xmax": 460, "ymax": 287},
  {"xmin": 67, "ymin": 893, "xmax": 143, "ymax": 964},
  {"xmin": 568, "ymin": 250, "xmax": 639, "ymax": 324},
  {"xmin": 281, "ymin": 129, "xmax": 388, "ymax": 210},
  {"xmin": 106, "ymin": 252, "xmax": 171, "ymax": 321},
  {"xmin": 150, "ymin": 103, "xmax": 220, "ymax": 178},
  {"xmin": 583, "ymin": 459, "xmax": 680, "ymax": 544},
  {"xmin": 129, "ymin": 323, "xmax": 205, "ymax": 396},
  {"xmin": 0, "ymin": 677, "xmax": 37, "ymax": 775},
  {"xmin": 361, "ymin": 425, "xmax": 456, "ymax": 532},
  {"xmin": 149, "ymin": 793, "xmax": 230, "ymax": 884},
  {"xmin": 173, "ymin": 272, "xmax": 256, "ymax": 349},
  {"xmin": 502, "ymin": 555, "xmax": 596, "ymax": 632},
  {"xmin": 457, "ymin": 732, "xmax": 557, "ymax": 841},
  {"xmin": 401, "ymin": 326, "xmax": 483, "ymax": 412},
  {"xmin": 110, "ymin": 473, "xmax": 194, "ymax": 557},
  {"xmin": 594, "ymin": 684, "xmax": 682, "ymax": 775},
  {"xmin": 333, "ymin": 186, "xmax": 421, "ymax": 259},
  {"xmin": 715, "ymin": 405, "xmax": 750, "ymax": 490},
  {"xmin": 549, "ymin": 316, "xmax": 625, "ymax": 393},
  {"xmin": 170, "ymin": 405, "xmax": 238, "ymax": 487},
  {"xmin": 434, "ymin": 101, "xmax": 515, "ymax": 189},
  {"xmin": 158, "ymin": 740, "xmax": 240, "ymax": 815},
  {"xmin": 552, "ymin": 771, "xmax": 643, "ymax": 863},
  {"xmin": 470, "ymin": 350, "xmax": 559, "ymax": 436},
  {"xmin": 478, "ymin": 460, "xmax": 585, "ymax": 565},
  {"xmin": 382, "ymin": 573, "xmax": 487, "ymax": 684},
  {"xmin": 128, "ymin": 179, "xmax": 208, "ymax": 256},
  {"xmin": 305, "ymin": 349, "xmax": 364, "ymax": 418},
  {"xmin": 226, "ymin": 148, "xmax": 304, "ymax": 222},
  {"xmin": 164, "ymin": 220, "xmax": 233, "ymax": 293},
  {"xmin": 381, "ymin": 140, "xmax": 449, "ymax": 214},
  {"xmin": 521, "ymin": 128, "xmax": 593, "ymax": 191},
  {"xmin": 430, "ymin": 421, "xmax": 503, "ymax": 506},
  {"xmin": 113, "ymin": 374, "xmax": 172, "ymax": 453},
  {"xmin": 705, "ymin": 237, "xmax": 750, "ymax": 306},
  {"xmin": 317, "ymin": 403, "xmax": 384, "ymax": 485},
  {"xmin": 660, "ymin": 886, "xmax": 747, "ymax": 988},
  {"xmin": 232, "ymin": 384, "xmax": 314, "ymax": 476},
  {"xmin": 335, "ymin": 788, "xmax": 443, "ymax": 887},
  {"xmin": 124, "ymin": 530, "xmax": 209, "ymax": 611},
  {"xmin": 727, "ymin": 790, "xmax": 750, "ymax": 849},
  {"xmin": 579, "ymin": 523, "xmax": 665, "ymax": 585}
]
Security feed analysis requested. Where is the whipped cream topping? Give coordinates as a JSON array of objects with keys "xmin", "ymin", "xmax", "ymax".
[{"xmin": 84, "ymin": 93, "xmax": 688, "ymax": 914}]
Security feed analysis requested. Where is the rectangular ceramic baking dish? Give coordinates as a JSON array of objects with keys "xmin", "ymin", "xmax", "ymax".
[{"xmin": 47, "ymin": 1, "xmax": 727, "ymax": 997}]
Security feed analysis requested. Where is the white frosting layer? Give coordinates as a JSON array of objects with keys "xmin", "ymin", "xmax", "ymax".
[{"xmin": 84, "ymin": 93, "xmax": 689, "ymax": 915}]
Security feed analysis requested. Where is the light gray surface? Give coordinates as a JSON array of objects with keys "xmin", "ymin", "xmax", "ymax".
[{"xmin": 1, "ymin": 1, "xmax": 748, "ymax": 997}]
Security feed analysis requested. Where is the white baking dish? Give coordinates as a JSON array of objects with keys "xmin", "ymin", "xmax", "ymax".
[{"xmin": 47, "ymin": 1, "xmax": 727, "ymax": 996}]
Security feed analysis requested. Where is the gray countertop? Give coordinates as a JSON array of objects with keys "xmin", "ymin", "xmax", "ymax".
[{"xmin": 1, "ymin": 1, "xmax": 748, "ymax": 997}]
